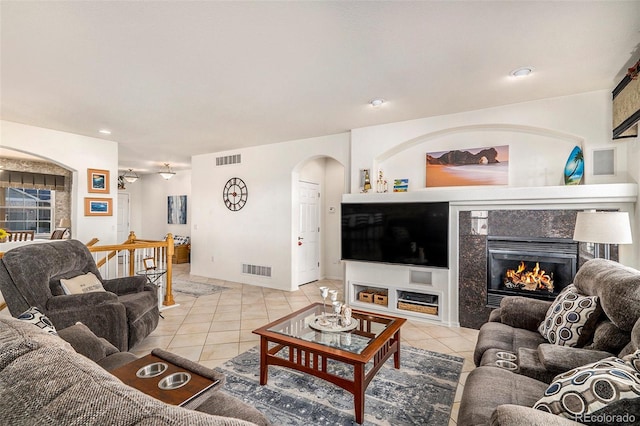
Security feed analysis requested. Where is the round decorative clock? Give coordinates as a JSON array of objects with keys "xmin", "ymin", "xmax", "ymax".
[{"xmin": 223, "ymin": 177, "xmax": 248, "ymax": 211}]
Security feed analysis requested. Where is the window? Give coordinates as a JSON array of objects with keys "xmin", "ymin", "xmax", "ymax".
[{"xmin": 0, "ymin": 188, "xmax": 54, "ymax": 236}]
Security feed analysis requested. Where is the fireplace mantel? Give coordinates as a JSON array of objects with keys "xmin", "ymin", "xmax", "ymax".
[{"xmin": 343, "ymin": 183, "xmax": 637, "ymax": 206}]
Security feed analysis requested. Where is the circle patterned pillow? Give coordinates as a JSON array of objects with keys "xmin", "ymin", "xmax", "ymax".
[
  {"xmin": 534, "ymin": 351, "xmax": 640, "ymax": 420},
  {"xmin": 538, "ymin": 284, "xmax": 602, "ymax": 347}
]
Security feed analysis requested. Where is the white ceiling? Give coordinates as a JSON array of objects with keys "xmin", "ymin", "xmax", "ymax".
[{"xmin": 2, "ymin": 1, "xmax": 639, "ymax": 173}]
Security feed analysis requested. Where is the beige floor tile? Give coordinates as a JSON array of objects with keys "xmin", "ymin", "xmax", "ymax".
[
  {"xmin": 206, "ymin": 330, "xmax": 241, "ymax": 345},
  {"xmin": 454, "ymin": 382, "xmax": 464, "ymax": 403},
  {"xmin": 161, "ymin": 306, "xmax": 192, "ymax": 317},
  {"xmin": 149, "ymin": 322, "xmax": 182, "ymax": 336},
  {"xmin": 209, "ymin": 320, "xmax": 241, "ymax": 332},
  {"xmin": 239, "ymin": 341, "xmax": 258, "ymax": 353},
  {"xmin": 169, "ymin": 332, "xmax": 208, "ymax": 348},
  {"xmin": 422, "ymin": 325, "xmax": 464, "ymax": 339},
  {"xmin": 401, "ymin": 326, "xmax": 433, "ymax": 341},
  {"xmin": 193, "ymin": 294, "xmax": 221, "ymax": 306},
  {"xmin": 240, "ymin": 318, "xmax": 270, "ymax": 330},
  {"xmin": 239, "ymin": 309, "xmax": 269, "ymax": 320},
  {"xmin": 175, "ymin": 322, "xmax": 212, "ymax": 335},
  {"xmin": 183, "ymin": 313, "xmax": 214, "ymax": 324},
  {"xmin": 189, "ymin": 305, "xmax": 218, "ymax": 315},
  {"xmin": 439, "ymin": 336, "xmax": 477, "ymax": 353},
  {"xmin": 165, "ymin": 345, "xmax": 203, "ymax": 362},
  {"xmin": 239, "ymin": 329, "xmax": 260, "ymax": 343},
  {"xmin": 133, "ymin": 335, "xmax": 175, "ymax": 351},
  {"xmin": 267, "ymin": 309, "xmax": 292, "ymax": 321},
  {"xmin": 215, "ymin": 304, "xmax": 243, "ymax": 313},
  {"xmin": 200, "ymin": 342, "xmax": 239, "ymax": 361},
  {"xmin": 405, "ymin": 338, "xmax": 456, "ymax": 354},
  {"xmin": 213, "ymin": 310, "xmax": 242, "ymax": 321}
]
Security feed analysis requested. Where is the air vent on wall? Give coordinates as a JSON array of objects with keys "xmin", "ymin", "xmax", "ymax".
[
  {"xmin": 216, "ymin": 154, "xmax": 241, "ymax": 166},
  {"xmin": 242, "ymin": 263, "xmax": 272, "ymax": 277}
]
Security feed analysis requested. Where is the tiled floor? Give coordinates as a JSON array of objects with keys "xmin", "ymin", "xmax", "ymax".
[{"xmin": 132, "ymin": 264, "xmax": 478, "ymax": 425}]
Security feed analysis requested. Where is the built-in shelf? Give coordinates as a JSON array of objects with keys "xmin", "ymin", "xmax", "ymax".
[
  {"xmin": 343, "ymin": 183, "xmax": 637, "ymax": 206},
  {"xmin": 343, "ymin": 182, "xmax": 637, "ymax": 326}
]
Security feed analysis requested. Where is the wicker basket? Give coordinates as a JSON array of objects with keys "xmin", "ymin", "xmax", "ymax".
[
  {"xmin": 374, "ymin": 294, "xmax": 388, "ymax": 306},
  {"xmin": 358, "ymin": 291, "xmax": 375, "ymax": 303},
  {"xmin": 397, "ymin": 301, "xmax": 438, "ymax": 315}
]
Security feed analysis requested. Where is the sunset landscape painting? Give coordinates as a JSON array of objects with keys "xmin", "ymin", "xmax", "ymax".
[{"xmin": 425, "ymin": 145, "xmax": 509, "ymax": 187}]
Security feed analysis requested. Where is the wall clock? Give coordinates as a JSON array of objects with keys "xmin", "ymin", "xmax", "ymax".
[{"xmin": 223, "ymin": 177, "xmax": 248, "ymax": 211}]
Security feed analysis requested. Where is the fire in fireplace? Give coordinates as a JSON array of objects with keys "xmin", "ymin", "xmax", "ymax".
[
  {"xmin": 504, "ymin": 261, "xmax": 554, "ymax": 293},
  {"xmin": 487, "ymin": 237, "xmax": 578, "ymax": 308}
]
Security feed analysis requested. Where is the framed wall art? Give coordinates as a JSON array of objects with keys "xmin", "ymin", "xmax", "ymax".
[
  {"xmin": 84, "ymin": 197, "xmax": 113, "ymax": 216},
  {"xmin": 425, "ymin": 145, "xmax": 509, "ymax": 187},
  {"xmin": 87, "ymin": 168, "xmax": 110, "ymax": 194},
  {"xmin": 168, "ymin": 195, "xmax": 187, "ymax": 224}
]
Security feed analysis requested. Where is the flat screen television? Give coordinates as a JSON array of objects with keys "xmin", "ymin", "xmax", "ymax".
[{"xmin": 341, "ymin": 202, "xmax": 449, "ymax": 268}]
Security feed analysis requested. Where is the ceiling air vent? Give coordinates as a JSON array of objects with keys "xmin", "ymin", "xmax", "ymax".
[
  {"xmin": 242, "ymin": 263, "xmax": 272, "ymax": 278},
  {"xmin": 216, "ymin": 154, "xmax": 241, "ymax": 166}
]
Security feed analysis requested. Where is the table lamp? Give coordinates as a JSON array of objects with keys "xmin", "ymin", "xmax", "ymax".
[
  {"xmin": 58, "ymin": 218, "xmax": 71, "ymax": 238},
  {"xmin": 573, "ymin": 211, "xmax": 632, "ymax": 259}
]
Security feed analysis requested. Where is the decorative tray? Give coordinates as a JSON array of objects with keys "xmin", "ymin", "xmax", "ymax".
[{"xmin": 308, "ymin": 315, "xmax": 359, "ymax": 333}]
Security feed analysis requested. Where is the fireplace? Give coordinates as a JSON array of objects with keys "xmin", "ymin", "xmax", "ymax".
[{"xmin": 486, "ymin": 236, "xmax": 578, "ymax": 308}]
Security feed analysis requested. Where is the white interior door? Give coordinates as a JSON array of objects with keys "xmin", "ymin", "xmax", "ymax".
[
  {"xmin": 117, "ymin": 193, "xmax": 130, "ymax": 243},
  {"xmin": 297, "ymin": 181, "xmax": 320, "ymax": 285}
]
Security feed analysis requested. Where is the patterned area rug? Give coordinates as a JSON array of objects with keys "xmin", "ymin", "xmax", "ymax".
[
  {"xmin": 171, "ymin": 280, "xmax": 228, "ymax": 297},
  {"xmin": 216, "ymin": 345, "xmax": 463, "ymax": 425}
]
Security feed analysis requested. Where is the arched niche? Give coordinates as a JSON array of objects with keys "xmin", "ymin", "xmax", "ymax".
[{"xmin": 374, "ymin": 124, "xmax": 584, "ymax": 189}]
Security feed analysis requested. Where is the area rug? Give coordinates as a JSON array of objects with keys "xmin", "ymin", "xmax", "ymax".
[
  {"xmin": 170, "ymin": 280, "xmax": 228, "ymax": 297},
  {"xmin": 216, "ymin": 345, "xmax": 463, "ymax": 425}
]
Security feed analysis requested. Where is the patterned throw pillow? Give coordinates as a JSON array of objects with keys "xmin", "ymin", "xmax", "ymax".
[
  {"xmin": 538, "ymin": 284, "xmax": 601, "ymax": 347},
  {"xmin": 534, "ymin": 351, "xmax": 640, "ymax": 420},
  {"xmin": 60, "ymin": 272, "xmax": 105, "ymax": 295},
  {"xmin": 17, "ymin": 306, "xmax": 57, "ymax": 335}
]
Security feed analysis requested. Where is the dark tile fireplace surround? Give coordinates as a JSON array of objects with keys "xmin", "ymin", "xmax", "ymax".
[{"xmin": 458, "ymin": 209, "xmax": 617, "ymax": 329}]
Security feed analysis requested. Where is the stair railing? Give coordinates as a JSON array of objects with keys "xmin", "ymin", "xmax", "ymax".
[{"xmin": 86, "ymin": 231, "xmax": 175, "ymax": 307}]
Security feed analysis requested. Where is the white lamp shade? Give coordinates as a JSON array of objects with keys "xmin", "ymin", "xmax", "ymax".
[
  {"xmin": 573, "ymin": 211, "xmax": 633, "ymax": 244},
  {"xmin": 158, "ymin": 163, "xmax": 175, "ymax": 180}
]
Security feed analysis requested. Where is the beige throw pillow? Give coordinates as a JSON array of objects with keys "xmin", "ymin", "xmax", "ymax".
[{"xmin": 60, "ymin": 272, "xmax": 105, "ymax": 295}]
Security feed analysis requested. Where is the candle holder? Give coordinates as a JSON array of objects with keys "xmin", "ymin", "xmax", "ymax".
[{"xmin": 318, "ymin": 287, "xmax": 329, "ymax": 325}]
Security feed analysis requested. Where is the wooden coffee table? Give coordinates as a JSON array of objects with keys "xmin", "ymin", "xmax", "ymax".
[{"xmin": 253, "ymin": 302, "xmax": 406, "ymax": 424}]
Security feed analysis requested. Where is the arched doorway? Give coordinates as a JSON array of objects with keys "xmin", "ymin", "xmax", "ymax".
[{"xmin": 292, "ymin": 156, "xmax": 346, "ymax": 288}]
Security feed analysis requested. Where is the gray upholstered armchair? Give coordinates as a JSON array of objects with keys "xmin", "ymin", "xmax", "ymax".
[{"xmin": 0, "ymin": 239, "xmax": 159, "ymax": 351}]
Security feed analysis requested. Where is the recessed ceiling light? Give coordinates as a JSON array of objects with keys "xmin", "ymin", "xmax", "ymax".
[
  {"xmin": 370, "ymin": 98, "xmax": 385, "ymax": 107},
  {"xmin": 99, "ymin": 129, "xmax": 112, "ymax": 135},
  {"xmin": 510, "ymin": 67, "xmax": 534, "ymax": 77}
]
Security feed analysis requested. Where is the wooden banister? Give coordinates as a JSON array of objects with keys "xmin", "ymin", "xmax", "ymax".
[{"xmin": 87, "ymin": 232, "xmax": 175, "ymax": 307}]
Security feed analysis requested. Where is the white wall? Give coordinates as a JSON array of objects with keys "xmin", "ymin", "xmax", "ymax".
[
  {"xmin": 119, "ymin": 171, "xmax": 192, "ymax": 240},
  {"xmin": 1, "ymin": 120, "xmax": 119, "ymax": 244},
  {"xmin": 350, "ymin": 90, "xmax": 639, "ymax": 262},
  {"xmin": 351, "ymin": 90, "xmax": 633, "ymax": 193},
  {"xmin": 191, "ymin": 133, "xmax": 349, "ymax": 291},
  {"xmin": 323, "ymin": 158, "xmax": 346, "ymax": 279}
]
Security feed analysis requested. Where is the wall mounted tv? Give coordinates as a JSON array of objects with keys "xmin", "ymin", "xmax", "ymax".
[{"xmin": 341, "ymin": 201, "xmax": 449, "ymax": 268}]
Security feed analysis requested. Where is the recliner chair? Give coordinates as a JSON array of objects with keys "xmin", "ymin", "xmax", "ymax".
[{"xmin": 0, "ymin": 239, "xmax": 159, "ymax": 351}]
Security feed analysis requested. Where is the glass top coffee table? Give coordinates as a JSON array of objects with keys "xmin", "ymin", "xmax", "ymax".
[{"xmin": 253, "ymin": 302, "xmax": 406, "ymax": 424}]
